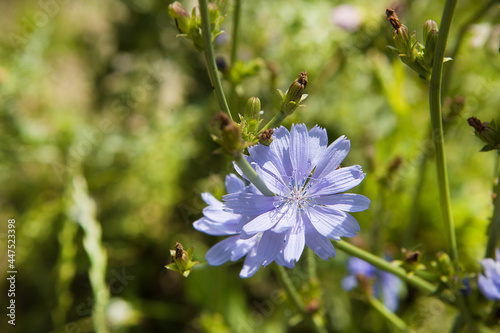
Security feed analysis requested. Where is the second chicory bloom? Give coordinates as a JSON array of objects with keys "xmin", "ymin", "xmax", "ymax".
[
  {"xmin": 478, "ymin": 248, "xmax": 500, "ymax": 301},
  {"xmin": 342, "ymin": 256, "xmax": 402, "ymax": 312}
]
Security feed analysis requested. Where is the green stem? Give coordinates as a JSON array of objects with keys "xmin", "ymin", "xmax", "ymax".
[
  {"xmin": 307, "ymin": 248, "xmax": 318, "ymax": 283},
  {"xmin": 199, "ymin": 0, "xmax": 233, "ymax": 120},
  {"xmin": 260, "ymin": 112, "xmax": 288, "ymax": 132},
  {"xmin": 229, "ymin": 0, "xmax": 241, "ymax": 111},
  {"xmin": 485, "ymin": 156, "xmax": 500, "ymax": 258},
  {"xmin": 333, "ymin": 240, "xmax": 437, "ymax": 295},
  {"xmin": 273, "ymin": 265, "xmax": 328, "ymax": 333},
  {"xmin": 403, "ymin": 157, "xmax": 428, "ymax": 248},
  {"xmin": 234, "ymin": 153, "xmax": 275, "ymax": 196},
  {"xmin": 368, "ymin": 296, "xmax": 412, "ymax": 332},
  {"xmin": 456, "ymin": 294, "xmax": 479, "ymax": 333},
  {"xmin": 230, "ymin": 0, "xmax": 241, "ymax": 68},
  {"xmin": 429, "ymin": 0, "xmax": 459, "ymax": 268}
]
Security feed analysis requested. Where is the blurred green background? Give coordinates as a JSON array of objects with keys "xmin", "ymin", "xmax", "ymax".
[{"xmin": 1, "ymin": 0, "xmax": 499, "ymax": 332}]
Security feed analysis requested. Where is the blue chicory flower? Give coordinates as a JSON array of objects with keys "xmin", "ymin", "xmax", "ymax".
[
  {"xmin": 342, "ymin": 256, "xmax": 402, "ymax": 312},
  {"xmin": 478, "ymin": 248, "xmax": 500, "ymax": 301},
  {"xmin": 194, "ymin": 174, "xmax": 291, "ymax": 278},
  {"xmin": 195, "ymin": 124, "xmax": 370, "ymax": 277}
]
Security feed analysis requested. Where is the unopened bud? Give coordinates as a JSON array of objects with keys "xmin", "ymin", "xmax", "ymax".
[
  {"xmin": 280, "ymin": 71, "xmax": 308, "ymax": 115},
  {"xmin": 245, "ymin": 97, "xmax": 261, "ymax": 120},
  {"xmin": 423, "ymin": 20, "xmax": 439, "ymax": 42},
  {"xmin": 423, "ymin": 20, "xmax": 439, "ymax": 68},
  {"xmin": 436, "ymin": 252, "xmax": 453, "ymax": 275},
  {"xmin": 168, "ymin": 2, "xmax": 191, "ymax": 34}
]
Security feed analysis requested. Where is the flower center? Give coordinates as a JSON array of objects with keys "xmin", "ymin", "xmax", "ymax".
[{"xmin": 274, "ymin": 176, "xmax": 317, "ymax": 213}]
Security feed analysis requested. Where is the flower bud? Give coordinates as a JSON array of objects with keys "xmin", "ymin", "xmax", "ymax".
[
  {"xmin": 423, "ymin": 20, "xmax": 439, "ymax": 43},
  {"xmin": 245, "ymin": 97, "xmax": 261, "ymax": 121},
  {"xmin": 467, "ymin": 117, "xmax": 500, "ymax": 152},
  {"xmin": 165, "ymin": 242, "xmax": 199, "ymax": 277},
  {"xmin": 280, "ymin": 71, "xmax": 308, "ymax": 115},
  {"xmin": 168, "ymin": 2, "xmax": 191, "ymax": 34},
  {"xmin": 423, "ymin": 20, "xmax": 439, "ymax": 68},
  {"xmin": 433, "ymin": 252, "xmax": 453, "ymax": 279}
]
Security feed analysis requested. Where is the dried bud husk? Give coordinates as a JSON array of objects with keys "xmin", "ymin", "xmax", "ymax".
[
  {"xmin": 212, "ymin": 112, "xmax": 244, "ymax": 157},
  {"xmin": 168, "ymin": 2, "xmax": 191, "ymax": 34},
  {"xmin": 404, "ymin": 249, "xmax": 420, "ymax": 265},
  {"xmin": 259, "ymin": 129, "xmax": 274, "ymax": 145},
  {"xmin": 165, "ymin": 242, "xmax": 199, "ymax": 277},
  {"xmin": 468, "ymin": 117, "xmax": 500, "ymax": 152},
  {"xmin": 355, "ymin": 273, "xmax": 373, "ymax": 295},
  {"xmin": 386, "ymin": 9, "xmax": 430, "ymax": 80},
  {"xmin": 280, "ymin": 71, "xmax": 308, "ymax": 115}
]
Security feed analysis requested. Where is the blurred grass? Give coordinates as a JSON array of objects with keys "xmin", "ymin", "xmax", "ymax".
[{"xmin": 0, "ymin": 0, "xmax": 499, "ymax": 332}]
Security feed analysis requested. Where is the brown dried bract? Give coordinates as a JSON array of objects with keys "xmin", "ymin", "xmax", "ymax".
[
  {"xmin": 259, "ymin": 129, "xmax": 274, "ymax": 143},
  {"xmin": 388, "ymin": 156, "xmax": 403, "ymax": 174},
  {"xmin": 175, "ymin": 242, "xmax": 184, "ymax": 259},
  {"xmin": 467, "ymin": 116, "xmax": 486, "ymax": 133},
  {"xmin": 404, "ymin": 250, "xmax": 420, "ymax": 264},
  {"xmin": 212, "ymin": 111, "xmax": 231, "ymax": 128},
  {"xmin": 386, "ymin": 8, "xmax": 402, "ymax": 30},
  {"xmin": 298, "ymin": 70, "xmax": 308, "ymax": 88},
  {"xmin": 305, "ymin": 299, "xmax": 320, "ymax": 315}
]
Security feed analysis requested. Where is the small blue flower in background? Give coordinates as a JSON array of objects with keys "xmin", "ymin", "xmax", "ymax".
[
  {"xmin": 478, "ymin": 248, "xmax": 500, "ymax": 301},
  {"xmin": 195, "ymin": 124, "xmax": 370, "ymax": 277},
  {"xmin": 342, "ymin": 257, "xmax": 402, "ymax": 312}
]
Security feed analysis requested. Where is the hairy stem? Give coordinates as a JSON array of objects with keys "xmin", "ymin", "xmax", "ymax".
[{"xmin": 199, "ymin": 0, "xmax": 232, "ymax": 120}]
